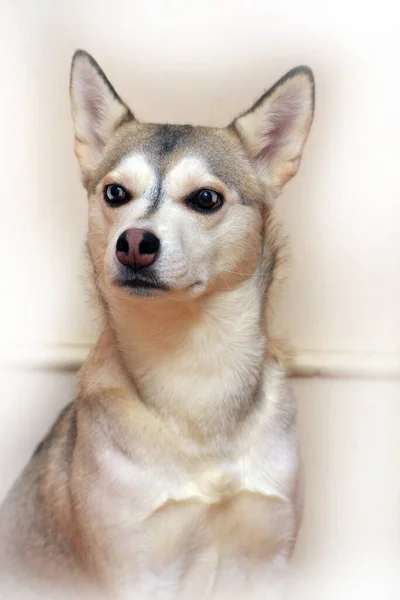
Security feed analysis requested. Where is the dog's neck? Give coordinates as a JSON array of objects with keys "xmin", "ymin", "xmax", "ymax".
[
  {"xmin": 105, "ymin": 271, "xmax": 267, "ymax": 439},
  {"xmin": 82, "ymin": 271, "xmax": 267, "ymax": 443}
]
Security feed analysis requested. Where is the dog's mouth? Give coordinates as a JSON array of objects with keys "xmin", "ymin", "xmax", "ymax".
[{"xmin": 115, "ymin": 276, "xmax": 169, "ymax": 295}]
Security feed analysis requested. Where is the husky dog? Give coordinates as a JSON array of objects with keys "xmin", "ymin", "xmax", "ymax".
[{"xmin": 0, "ymin": 51, "xmax": 314, "ymax": 599}]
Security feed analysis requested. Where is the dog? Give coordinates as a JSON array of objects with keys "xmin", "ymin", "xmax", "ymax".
[{"xmin": 0, "ymin": 50, "xmax": 314, "ymax": 599}]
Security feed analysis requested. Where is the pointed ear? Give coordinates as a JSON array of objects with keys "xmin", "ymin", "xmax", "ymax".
[
  {"xmin": 231, "ymin": 66, "xmax": 315, "ymax": 195},
  {"xmin": 70, "ymin": 50, "xmax": 135, "ymax": 186}
]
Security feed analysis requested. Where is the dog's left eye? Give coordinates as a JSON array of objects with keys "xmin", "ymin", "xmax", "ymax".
[
  {"xmin": 104, "ymin": 184, "xmax": 130, "ymax": 206},
  {"xmin": 187, "ymin": 189, "xmax": 223, "ymax": 213}
]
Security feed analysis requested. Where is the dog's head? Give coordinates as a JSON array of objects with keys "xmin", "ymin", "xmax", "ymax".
[{"xmin": 70, "ymin": 51, "xmax": 314, "ymax": 301}]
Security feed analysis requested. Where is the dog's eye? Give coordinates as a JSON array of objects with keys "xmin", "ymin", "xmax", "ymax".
[
  {"xmin": 187, "ymin": 189, "xmax": 223, "ymax": 213},
  {"xmin": 104, "ymin": 184, "xmax": 130, "ymax": 206}
]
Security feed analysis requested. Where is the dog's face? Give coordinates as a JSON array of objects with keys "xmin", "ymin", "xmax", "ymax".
[
  {"xmin": 70, "ymin": 52, "xmax": 314, "ymax": 300},
  {"xmin": 83, "ymin": 122, "xmax": 267, "ymax": 300}
]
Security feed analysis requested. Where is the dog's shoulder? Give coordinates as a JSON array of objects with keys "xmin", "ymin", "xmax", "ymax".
[
  {"xmin": 0, "ymin": 401, "xmax": 80, "ymax": 585},
  {"xmin": 32, "ymin": 401, "xmax": 77, "ymax": 459}
]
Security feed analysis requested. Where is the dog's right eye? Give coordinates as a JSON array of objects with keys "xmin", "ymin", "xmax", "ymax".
[{"xmin": 104, "ymin": 184, "xmax": 130, "ymax": 207}]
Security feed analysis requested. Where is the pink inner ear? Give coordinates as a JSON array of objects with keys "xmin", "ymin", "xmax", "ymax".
[
  {"xmin": 85, "ymin": 91, "xmax": 105, "ymax": 125},
  {"xmin": 83, "ymin": 88, "xmax": 108, "ymax": 148},
  {"xmin": 255, "ymin": 90, "xmax": 304, "ymax": 165}
]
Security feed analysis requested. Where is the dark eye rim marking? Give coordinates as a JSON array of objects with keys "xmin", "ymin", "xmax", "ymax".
[
  {"xmin": 103, "ymin": 183, "xmax": 132, "ymax": 207},
  {"xmin": 186, "ymin": 188, "xmax": 224, "ymax": 214}
]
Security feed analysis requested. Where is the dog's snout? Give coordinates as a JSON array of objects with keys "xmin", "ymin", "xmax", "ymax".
[{"xmin": 116, "ymin": 229, "xmax": 160, "ymax": 268}]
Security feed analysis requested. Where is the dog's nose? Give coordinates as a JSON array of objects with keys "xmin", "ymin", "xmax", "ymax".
[{"xmin": 116, "ymin": 229, "xmax": 160, "ymax": 268}]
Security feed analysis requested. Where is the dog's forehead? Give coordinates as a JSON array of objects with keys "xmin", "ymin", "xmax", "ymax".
[
  {"xmin": 91, "ymin": 122, "xmax": 262, "ymax": 203},
  {"xmin": 117, "ymin": 152, "xmax": 211, "ymax": 192}
]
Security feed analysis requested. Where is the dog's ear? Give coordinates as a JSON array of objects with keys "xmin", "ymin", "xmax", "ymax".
[
  {"xmin": 231, "ymin": 67, "xmax": 315, "ymax": 195},
  {"xmin": 70, "ymin": 50, "xmax": 134, "ymax": 186}
]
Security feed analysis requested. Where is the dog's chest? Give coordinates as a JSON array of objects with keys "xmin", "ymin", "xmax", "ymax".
[
  {"xmin": 91, "ymin": 445, "xmax": 296, "ymax": 598},
  {"xmin": 139, "ymin": 465, "xmax": 293, "ymax": 562}
]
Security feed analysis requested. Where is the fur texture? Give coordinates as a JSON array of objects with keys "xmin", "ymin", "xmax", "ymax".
[{"xmin": 0, "ymin": 51, "xmax": 314, "ymax": 599}]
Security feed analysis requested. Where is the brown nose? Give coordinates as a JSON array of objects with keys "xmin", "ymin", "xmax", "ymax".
[{"xmin": 116, "ymin": 229, "xmax": 160, "ymax": 268}]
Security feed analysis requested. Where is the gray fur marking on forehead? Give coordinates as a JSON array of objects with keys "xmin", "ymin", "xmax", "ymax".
[
  {"xmin": 148, "ymin": 124, "xmax": 195, "ymax": 158},
  {"xmin": 145, "ymin": 178, "xmax": 163, "ymax": 216}
]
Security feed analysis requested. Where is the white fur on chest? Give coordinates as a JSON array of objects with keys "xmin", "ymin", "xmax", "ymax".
[{"xmin": 94, "ymin": 464, "xmax": 294, "ymax": 600}]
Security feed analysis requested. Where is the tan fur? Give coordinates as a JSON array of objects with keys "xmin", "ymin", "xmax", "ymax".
[{"xmin": 0, "ymin": 51, "xmax": 314, "ymax": 599}]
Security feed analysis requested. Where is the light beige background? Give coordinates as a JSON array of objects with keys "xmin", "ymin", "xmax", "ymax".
[{"xmin": 0, "ymin": 0, "xmax": 399, "ymax": 597}]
